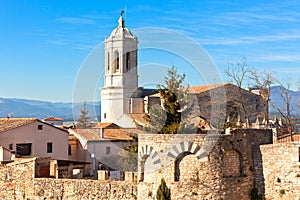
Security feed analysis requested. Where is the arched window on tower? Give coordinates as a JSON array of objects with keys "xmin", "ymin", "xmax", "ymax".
[
  {"xmin": 107, "ymin": 52, "xmax": 110, "ymax": 72},
  {"xmin": 126, "ymin": 52, "xmax": 130, "ymax": 71},
  {"xmin": 114, "ymin": 51, "xmax": 119, "ymax": 73}
]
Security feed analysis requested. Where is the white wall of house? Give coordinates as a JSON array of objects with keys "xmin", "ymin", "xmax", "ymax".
[
  {"xmin": 87, "ymin": 140, "xmax": 129, "ymax": 171},
  {"xmin": 68, "ymin": 137, "xmax": 92, "ymax": 163},
  {"xmin": 0, "ymin": 146, "xmax": 12, "ymax": 161},
  {"xmin": 87, "ymin": 141, "xmax": 126, "ymax": 160},
  {"xmin": 0, "ymin": 121, "xmax": 69, "ymax": 160}
]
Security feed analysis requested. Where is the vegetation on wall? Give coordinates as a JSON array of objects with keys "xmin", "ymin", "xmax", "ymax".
[{"xmin": 250, "ymin": 188, "xmax": 266, "ymax": 200}]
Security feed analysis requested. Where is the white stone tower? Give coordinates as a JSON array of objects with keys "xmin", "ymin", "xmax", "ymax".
[{"xmin": 100, "ymin": 11, "xmax": 138, "ymax": 126}]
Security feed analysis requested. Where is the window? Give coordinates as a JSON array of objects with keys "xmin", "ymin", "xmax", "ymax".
[
  {"xmin": 9, "ymin": 143, "xmax": 13, "ymax": 150},
  {"xmin": 16, "ymin": 143, "xmax": 32, "ymax": 156},
  {"xmin": 68, "ymin": 145, "xmax": 72, "ymax": 155},
  {"xmin": 104, "ymin": 113, "xmax": 106, "ymax": 119},
  {"xmin": 106, "ymin": 147, "xmax": 111, "ymax": 155},
  {"xmin": 107, "ymin": 52, "xmax": 110, "ymax": 71},
  {"xmin": 126, "ymin": 52, "xmax": 130, "ymax": 71},
  {"xmin": 114, "ymin": 51, "xmax": 119, "ymax": 72},
  {"xmin": 47, "ymin": 142, "xmax": 53, "ymax": 153},
  {"xmin": 38, "ymin": 125, "xmax": 43, "ymax": 130}
]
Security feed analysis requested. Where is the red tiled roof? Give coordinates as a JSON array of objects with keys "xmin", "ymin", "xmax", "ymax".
[
  {"xmin": 127, "ymin": 113, "xmax": 149, "ymax": 126},
  {"xmin": 43, "ymin": 117, "xmax": 63, "ymax": 121},
  {"xmin": 93, "ymin": 122, "xmax": 119, "ymax": 129},
  {"xmin": 188, "ymin": 83, "xmax": 227, "ymax": 94},
  {"xmin": 73, "ymin": 128, "xmax": 133, "ymax": 141},
  {"xmin": 0, "ymin": 118, "xmax": 37, "ymax": 133}
]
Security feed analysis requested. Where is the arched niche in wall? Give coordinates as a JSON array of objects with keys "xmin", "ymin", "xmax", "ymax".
[
  {"xmin": 222, "ymin": 149, "xmax": 243, "ymax": 177},
  {"xmin": 167, "ymin": 141, "xmax": 201, "ymax": 182}
]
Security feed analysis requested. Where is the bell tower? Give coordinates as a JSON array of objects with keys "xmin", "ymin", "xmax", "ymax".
[{"xmin": 100, "ymin": 11, "xmax": 138, "ymax": 125}]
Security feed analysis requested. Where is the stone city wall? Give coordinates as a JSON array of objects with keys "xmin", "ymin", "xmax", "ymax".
[
  {"xmin": 138, "ymin": 129, "xmax": 272, "ymax": 200},
  {"xmin": 0, "ymin": 158, "xmax": 137, "ymax": 200},
  {"xmin": 260, "ymin": 143, "xmax": 300, "ymax": 199}
]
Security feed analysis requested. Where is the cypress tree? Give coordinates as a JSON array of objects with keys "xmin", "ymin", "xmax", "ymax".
[{"xmin": 156, "ymin": 178, "xmax": 171, "ymax": 200}]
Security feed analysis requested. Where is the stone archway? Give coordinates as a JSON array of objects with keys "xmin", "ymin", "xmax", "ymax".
[
  {"xmin": 138, "ymin": 145, "xmax": 161, "ymax": 182},
  {"xmin": 167, "ymin": 142, "xmax": 201, "ymax": 182}
]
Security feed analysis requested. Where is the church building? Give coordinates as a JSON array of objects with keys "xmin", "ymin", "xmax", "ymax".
[
  {"xmin": 100, "ymin": 12, "xmax": 266, "ymax": 130},
  {"xmin": 100, "ymin": 12, "xmax": 157, "ymax": 128}
]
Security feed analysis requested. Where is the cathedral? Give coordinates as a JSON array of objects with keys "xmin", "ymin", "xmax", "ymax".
[{"xmin": 100, "ymin": 12, "xmax": 266, "ymax": 131}]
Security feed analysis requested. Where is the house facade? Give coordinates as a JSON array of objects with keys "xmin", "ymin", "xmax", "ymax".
[{"xmin": 0, "ymin": 118, "xmax": 69, "ymax": 161}]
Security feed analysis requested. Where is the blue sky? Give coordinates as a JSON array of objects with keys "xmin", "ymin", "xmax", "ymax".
[{"xmin": 0, "ymin": 0, "xmax": 300, "ymax": 102}]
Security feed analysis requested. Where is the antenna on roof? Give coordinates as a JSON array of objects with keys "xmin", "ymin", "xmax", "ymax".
[
  {"xmin": 7, "ymin": 113, "xmax": 13, "ymax": 119},
  {"xmin": 124, "ymin": 5, "xmax": 127, "ymax": 20}
]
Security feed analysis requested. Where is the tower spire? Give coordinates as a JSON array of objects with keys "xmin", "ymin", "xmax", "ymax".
[{"xmin": 118, "ymin": 10, "xmax": 125, "ymax": 28}]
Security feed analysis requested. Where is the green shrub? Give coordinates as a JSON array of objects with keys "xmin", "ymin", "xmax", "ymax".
[
  {"xmin": 250, "ymin": 188, "xmax": 266, "ymax": 200},
  {"xmin": 156, "ymin": 178, "xmax": 171, "ymax": 200},
  {"xmin": 279, "ymin": 189, "xmax": 285, "ymax": 196}
]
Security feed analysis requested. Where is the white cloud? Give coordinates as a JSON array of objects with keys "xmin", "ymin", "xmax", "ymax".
[
  {"xmin": 57, "ymin": 17, "xmax": 95, "ymax": 25},
  {"xmin": 199, "ymin": 31, "xmax": 300, "ymax": 45},
  {"xmin": 261, "ymin": 55, "xmax": 300, "ymax": 62}
]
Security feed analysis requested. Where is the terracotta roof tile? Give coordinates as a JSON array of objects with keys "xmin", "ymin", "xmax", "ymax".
[
  {"xmin": 73, "ymin": 128, "xmax": 133, "ymax": 141},
  {"xmin": 188, "ymin": 83, "xmax": 227, "ymax": 94},
  {"xmin": 43, "ymin": 117, "xmax": 63, "ymax": 121},
  {"xmin": 93, "ymin": 122, "xmax": 119, "ymax": 129},
  {"xmin": 0, "ymin": 118, "xmax": 37, "ymax": 133},
  {"xmin": 127, "ymin": 114, "xmax": 149, "ymax": 126}
]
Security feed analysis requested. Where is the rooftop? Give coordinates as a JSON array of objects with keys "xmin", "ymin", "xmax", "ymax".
[
  {"xmin": 43, "ymin": 117, "xmax": 63, "ymax": 121},
  {"xmin": 188, "ymin": 83, "xmax": 227, "ymax": 94},
  {"xmin": 0, "ymin": 118, "xmax": 37, "ymax": 133},
  {"xmin": 72, "ymin": 128, "xmax": 133, "ymax": 141}
]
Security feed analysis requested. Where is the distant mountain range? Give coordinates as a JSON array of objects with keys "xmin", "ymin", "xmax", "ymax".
[
  {"xmin": 270, "ymin": 86, "xmax": 300, "ymax": 116},
  {"xmin": 0, "ymin": 98, "xmax": 100, "ymax": 121},
  {"xmin": 0, "ymin": 86, "xmax": 298, "ymax": 121}
]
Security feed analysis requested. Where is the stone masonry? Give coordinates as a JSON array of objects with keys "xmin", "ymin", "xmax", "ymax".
[
  {"xmin": 138, "ymin": 129, "xmax": 272, "ymax": 200},
  {"xmin": 260, "ymin": 143, "xmax": 300, "ymax": 199},
  {"xmin": 0, "ymin": 158, "xmax": 137, "ymax": 200},
  {"xmin": 6, "ymin": 129, "xmax": 300, "ymax": 200}
]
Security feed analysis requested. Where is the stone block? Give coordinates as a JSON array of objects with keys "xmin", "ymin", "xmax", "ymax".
[{"xmin": 97, "ymin": 170, "xmax": 109, "ymax": 180}]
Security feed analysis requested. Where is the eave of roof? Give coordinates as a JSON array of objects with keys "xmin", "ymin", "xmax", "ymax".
[{"xmin": 0, "ymin": 118, "xmax": 69, "ymax": 134}]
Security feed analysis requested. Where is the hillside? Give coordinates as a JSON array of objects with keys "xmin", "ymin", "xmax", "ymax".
[
  {"xmin": 0, "ymin": 85, "xmax": 298, "ymax": 121},
  {"xmin": 0, "ymin": 98, "xmax": 100, "ymax": 121},
  {"xmin": 269, "ymin": 86, "xmax": 300, "ymax": 116}
]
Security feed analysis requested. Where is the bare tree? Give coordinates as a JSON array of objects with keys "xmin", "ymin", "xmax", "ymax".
[
  {"xmin": 225, "ymin": 57, "xmax": 252, "ymax": 127},
  {"xmin": 250, "ymin": 70, "xmax": 275, "ymax": 127},
  {"xmin": 271, "ymin": 78, "xmax": 294, "ymax": 141}
]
